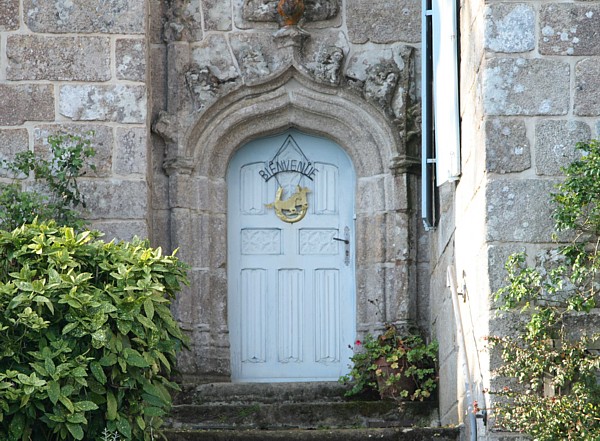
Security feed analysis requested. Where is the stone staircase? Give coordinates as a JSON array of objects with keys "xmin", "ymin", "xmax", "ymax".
[{"xmin": 164, "ymin": 382, "xmax": 462, "ymax": 441}]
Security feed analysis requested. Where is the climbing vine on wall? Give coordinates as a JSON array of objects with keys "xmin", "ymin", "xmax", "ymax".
[{"xmin": 489, "ymin": 140, "xmax": 600, "ymax": 440}]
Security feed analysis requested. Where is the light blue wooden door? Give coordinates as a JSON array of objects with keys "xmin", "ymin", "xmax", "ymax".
[{"xmin": 227, "ymin": 129, "xmax": 356, "ymax": 382}]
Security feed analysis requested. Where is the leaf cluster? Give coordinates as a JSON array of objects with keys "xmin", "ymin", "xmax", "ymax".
[
  {"xmin": 0, "ymin": 133, "xmax": 96, "ymax": 231},
  {"xmin": 339, "ymin": 324, "xmax": 438, "ymax": 401},
  {"xmin": 490, "ymin": 139, "xmax": 600, "ymax": 440},
  {"xmin": 0, "ymin": 221, "xmax": 189, "ymax": 440}
]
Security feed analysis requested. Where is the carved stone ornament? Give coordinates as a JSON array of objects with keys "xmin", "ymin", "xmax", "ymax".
[
  {"xmin": 277, "ymin": 0, "xmax": 305, "ymax": 26},
  {"xmin": 185, "ymin": 66, "xmax": 221, "ymax": 111},
  {"xmin": 239, "ymin": 46, "xmax": 271, "ymax": 79},
  {"xmin": 163, "ymin": 0, "xmax": 192, "ymax": 42},
  {"xmin": 152, "ymin": 110, "xmax": 179, "ymax": 145},
  {"xmin": 309, "ymin": 46, "xmax": 344, "ymax": 84},
  {"xmin": 242, "ymin": 0, "xmax": 339, "ymax": 23},
  {"xmin": 364, "ymin": 61, "xmax": 401, "ymax": 114}
]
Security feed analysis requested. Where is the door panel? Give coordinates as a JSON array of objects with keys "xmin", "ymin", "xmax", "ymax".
[{"xmin": 228, "ymin": 129, "xmax": 355, "ymax": 382}]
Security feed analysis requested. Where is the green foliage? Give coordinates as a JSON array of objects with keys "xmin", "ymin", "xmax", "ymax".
[
  {"xmin": 0, "ymin": 221, "xmax": 189, "ymax": 440},
  {"xmin": 490, "ymin": 139, "xmax": 600, "ymax": 440},
  {"xmin": 340, "ymin": 324, "xmax": 438, "ymax": 401},
  {"xmin": 0, "ymin": 133, "xmax": 96, "ymax": 231},
  {"xmin": 553, "ymin": 139, "xmax": 600, "ymax": 235}
]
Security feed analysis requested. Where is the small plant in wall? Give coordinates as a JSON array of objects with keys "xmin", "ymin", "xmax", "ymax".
[
  {"xmin": 0, "ymin": 132, "xmax": 96, "ymax": 230},
  {"xmin": 340, "ymin": 323, "xmax": 438, "ymax": 401},
  {"xmin": 488, "ymin": 139, "xmax": 600, "ymax": 440}
]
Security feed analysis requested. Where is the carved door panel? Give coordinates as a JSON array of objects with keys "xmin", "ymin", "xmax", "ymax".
[{"xmin": 227, "ymin": 129, "xmax": 356, "ymax": 382}]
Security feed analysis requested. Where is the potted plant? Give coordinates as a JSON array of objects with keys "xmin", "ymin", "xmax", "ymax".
[{"xmin": 340, "ymin": 324, "xmax": 438, "ymax": 401}]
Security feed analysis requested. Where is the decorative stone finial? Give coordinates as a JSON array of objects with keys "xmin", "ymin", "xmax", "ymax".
[
  {"xmin": 277, "ymin": 0, "xmax": 305, "ymax": 26},
  {"xmin": 273, "ymin": 0, "xmax": 309, "ymax": 48}
]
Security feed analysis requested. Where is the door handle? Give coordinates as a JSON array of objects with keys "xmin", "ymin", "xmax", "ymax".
[{"xmin": 333, "ymin": 227, "xmax": 350, "ymax": 266}]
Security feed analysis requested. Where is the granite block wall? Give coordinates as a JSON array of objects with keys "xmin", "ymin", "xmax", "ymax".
[
  {"xmin": 430, "ymin": 1, "xmax": 600, "ymax": 437},
  {"xmin": 0, "ymin": 0, "xmax": 150, "ymax": 241}
]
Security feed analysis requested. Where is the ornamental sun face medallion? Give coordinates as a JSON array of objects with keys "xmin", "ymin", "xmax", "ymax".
[{"xmin": 259, "ymin": 134, "xmax": 318, "ymax": 223}]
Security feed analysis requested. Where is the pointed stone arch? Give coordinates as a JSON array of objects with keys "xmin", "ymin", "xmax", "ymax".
[{"xmin": 164, "ymin": 67, "xmax": 419, "ymax": 380}]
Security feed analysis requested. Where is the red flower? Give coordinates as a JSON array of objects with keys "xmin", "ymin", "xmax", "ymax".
[{"xmin": 355, "ymin": 340, "xmax": 362, "ymax": 346}]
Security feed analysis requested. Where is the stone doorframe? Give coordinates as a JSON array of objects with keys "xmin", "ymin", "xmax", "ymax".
[{"xmin": 157, "ymin": 67, "xmax": 420, "ymax": 381}]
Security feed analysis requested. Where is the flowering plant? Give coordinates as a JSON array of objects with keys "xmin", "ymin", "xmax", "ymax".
[{"xmin": 339, "ymin": 324, "xmax": 438, "ymax": 401}]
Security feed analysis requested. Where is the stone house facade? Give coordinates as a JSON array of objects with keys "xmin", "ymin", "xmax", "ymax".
[{"xmin": 0, "ymin": 0, "xmax": 598, "ymax": 438}]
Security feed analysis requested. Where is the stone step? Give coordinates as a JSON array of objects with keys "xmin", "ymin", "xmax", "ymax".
[
  {"xmin": 168, "ymin": 382, "xmax": 439, "ymax": 431},
  {"xmin": 168, "ymin": 400, "xmax": 438, "ymax": 430},
  {"xmin": 164, "ymin": 427, "xmax": 462, "ymax": 441},
  {"xmin": 173, "ymin": 382, "xmax": 351, "ymax": 405}
]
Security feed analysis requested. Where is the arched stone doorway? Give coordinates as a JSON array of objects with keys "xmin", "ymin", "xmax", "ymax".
[
  {"xmin": 227, "ymin": 129, "xmax": 356, "ymax": 382},
  {"xmin": 158, "ymin": 69, "xmax": 419, "ymax": 381}
]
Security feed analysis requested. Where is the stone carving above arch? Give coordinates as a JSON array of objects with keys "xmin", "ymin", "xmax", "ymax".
[
  {"xmin": 169, "ymin": 67, "xmax": 402, "ymax": 180},
  {"xmin": 307, "ymin": 45, "xmax": 344, "ymax": 85}
]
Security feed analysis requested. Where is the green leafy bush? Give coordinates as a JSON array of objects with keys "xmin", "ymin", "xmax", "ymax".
[
  {"xmin": 0, "ymin": 221, "xmax": 188, "ymax": 440},
  {"xmin": 340, "ymin": 324, "xmax": 438, "ymax": 401},
  {"xmin": 0, "ymin": 133, "xmax": 95, "ymax": 230},
  {"xmin": 489, "ymin": 139, "xmax": 600, "ymax": 440}
]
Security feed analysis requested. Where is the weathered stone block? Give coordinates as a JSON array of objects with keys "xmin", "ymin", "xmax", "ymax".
[
  {"xmin": 191, "ymin": 34, "xmax": 239, "ymax": 82},
  {"xmin": 347, "ymin": 0, "xmax": 420, "ymax": 44},
  {"xmin": 0, "ymin": 85, "xmax": 54, "ymax": 126},
  {"xmin": 356, "ymin": 266, "xmax": 386, "ymax": 328},
  {"xmin": 91, "ymin": 220, "xmax": 148, "ymax": 242},
  {"xmin": 486, "ymin": 178, "xmax": 559, "ymax": 242},
  {"xmin": 115, "ymin": 128, "xmax": 147, "ymax": 175},
  {"xmin": 170, "ymin": 209, "xmax": 211, "ymax": 269},
  {"xmin": 79, "ymin": 179, "xmax": 147, "ymax": 219},
  {"xmin": 356, "ymin": 213, "xmax": 387, "ymax": 264},
  {"xmin": 487, "ymin": 244, "xmax": 527, "ymax": 295},
  {"xmin": 203, "ymin": 0, "xmax": 232, "ymax": 31},
  {"xmin": 357, "ymin": 176, "xmax": 385, "ymax": 214},
  {"xmin": 540, "ymin": 4, "xmax": 600, "ymax": 56},
  {"xmin": 535, "ymin": 120, "xmax": 590, "ymax": 176},
  {"xmin": 33, "ymin": 124, "xmax": 114, "ymax": 178},
  {"xmin": 116, "ymin": 39, "xmax": 146, "ymax": 82},
  {"xmin": 59, "ymin": 85, "xmax": 146, "ymax": 123},
  {"xmin": 149, "ymin": 0, "xmax": 167, "ymax": 44},
  {"xmin": 24, "ymin": 0, "xmax": 145, "ymax": 34},
  {"xmin": 209, "ymin": 214, "xmax": 227, "ymax": 269},
  {"xmin": 0, "ymin": 0, "xmax": 19, "ymax": 30},
  {"xmin": 7, "ymin": 36, "xmax": 110, "ymax": 81},
  {"xmin": 385, "ymin": 173, "xmax": 410, "ymax": 212},
  {"xmin": 484, "ymin": 58, "xmax": 569, "ymax": 116},
  {"xmin": 575, "ymin": 58, "xmax": 600, "ymax": 116},
  {"xmin": 485, "ymin": 118, "xmax": 531, "ymax": 173},
  {"xmin": 149, "ymin": 46, "xmax": 168, "ymax": 114},
  {"xmin": 0, "ymin": 129, "xmax": 28, "ymax": 178},
  {"xmin": 384, "ymin": 264, "xmax": 412, "ymax": 323},
  {"xmin": 485, "ymin": 3, "xmax": 534, "ymax": 53},
  {"xmin": 230, "ymin": 32, "xmax": 290, "ymax": 83}
]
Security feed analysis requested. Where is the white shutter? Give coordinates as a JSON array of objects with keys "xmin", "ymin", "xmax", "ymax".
[{"xmin": 432, "ymin": 0, "xmax": 461, "ymax": 185}]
